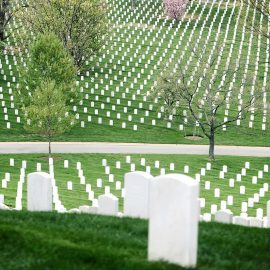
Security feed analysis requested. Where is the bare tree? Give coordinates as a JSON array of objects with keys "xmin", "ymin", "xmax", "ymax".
[
  {"xmin": 0, "ymin": 0, "xmax": 26, "ymax": 43},
  {"xmin": 131, "ymin": 0, "xmax": 137, "ymax": 10},
  {"xmin": 242, "ymin": 0, "xmax": 270, "ymax": 49},
  {"xmin": 0, "ymin": 0, "xmax": 12, "ymax": 42},
  {"xmin": 152, "ymin": 46, "xmax": 264, "ymax": 160},
  {"xmin": 244, "ymin": 0, "xmax": 269, "ymax": 27}
]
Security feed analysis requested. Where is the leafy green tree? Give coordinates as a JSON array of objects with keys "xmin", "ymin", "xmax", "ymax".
[
  {"xmin": 17, "ymin": 32, "xmax": 78, "ymax": 108},
  {"xmin": 17, "ymin": 32, "xmax": 78, "ymax": 154},
  {"xmin": 16, "ymin": 0, "xmax": 108, "ymax": 69},
  {"xmin": 24, "ymin": 80, "xmax": 75, "ymax": 155}
]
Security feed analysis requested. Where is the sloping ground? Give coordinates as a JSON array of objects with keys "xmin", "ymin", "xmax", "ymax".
[
  {"xmin": 0, "ymin": 211, "xmax": 269, "ymax": 270},
  {"xmin": 1, "ymin": 0, "xmax": 270, "ymax": 146}
]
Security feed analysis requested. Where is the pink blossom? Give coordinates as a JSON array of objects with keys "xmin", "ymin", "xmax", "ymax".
[{"xmin": 163, "ymin": 0, "xmax": 188, "ymax": 20}]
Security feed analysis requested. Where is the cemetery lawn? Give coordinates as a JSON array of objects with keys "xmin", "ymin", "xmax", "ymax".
[
  {"xmin": 0, "ymin": 211, "xmax": 269, "ymax": 270},
  {"xmin": 1, "ymin": 124, "xmax": 270, "ymax": 147},
  {"xmin": 1, "ymin": 1, "xmax": 270, "ymax": 147},
  {"xmin": 1, "ymin": 154, "xmax": 270, "ymax": 216}
]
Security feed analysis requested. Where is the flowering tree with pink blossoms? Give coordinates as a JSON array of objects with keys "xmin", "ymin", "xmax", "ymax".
[{"xmin": 163, "ymin": 0, "xmax": 188, "ymax": 20}]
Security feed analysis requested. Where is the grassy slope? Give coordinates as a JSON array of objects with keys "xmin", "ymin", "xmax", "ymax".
[
  {"xmin": 0, "ymin": 1, "xmax": 269, "ymax": 146},
  {"xmin": 0, "ymin": 211, "xmax": 269, "ymax": 270},
  {"xmin": 0, "ymin": 153, "xmax": 270, "ymax": 216}
]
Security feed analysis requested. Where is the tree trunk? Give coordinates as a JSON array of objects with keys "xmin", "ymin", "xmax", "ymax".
[
  {"xmin": 0, "ymin": 13, "xmax": 5, "ymax": 42},
  {"xmin": 48, "ymin": 138, "xmax": 52, "ymax": 157},
  {"xmin": 0, "ymin": 0, "xmax": 9, "ymax": 42},
  {"xmin": 208, "ymin": 128, "xmax": 215, "ymax": 161},
  {"xmin": 131, "ymin": 0, "xmax": 136, "ymax": 9},
  {"xmin": 0, "ymin": 28, "xmax": 4, "ymax": 41}
]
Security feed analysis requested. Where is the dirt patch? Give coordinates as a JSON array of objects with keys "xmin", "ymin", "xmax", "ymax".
[
  {"xmin": 38, "ymin": 156, "xmax": 64, "ymax": 161},
  {"xmin": 185, "ymin": 135, "xmax": 203, "ymax": 141},
  {"xmin": 156, "ymin": 13, "xmax": 199, "ymax": 21},
  {"xmin": 114, "ymin": 23, "xmax": 158, "ymax": 30}
]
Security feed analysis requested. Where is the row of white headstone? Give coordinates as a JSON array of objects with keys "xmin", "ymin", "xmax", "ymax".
[
  {"xmin": 2, "ymin": 169, "xmax": 270, "ymax": 267},
  {"xmin": 2, "ymin": 157, "xmax": 269, "ymax": 219},
  {"xmin": 23, "ymin": 170, "xmax": 270, "ymax": 228}
]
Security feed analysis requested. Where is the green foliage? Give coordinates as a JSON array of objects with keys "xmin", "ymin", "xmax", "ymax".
[
  {"xmin": 17, "ymin": 32, "xmax": 77, "ymax": 108},
  {"xmin": 23, "ymin": 80, "xmax": 75, "ymax": 141},
  {"xmin": 16, "ymin": 0, "xmax": 108, "ymax": 69},
  {"xmin": 0, "ymin": 211, "xmax": 269, "ymax": 270},
  {"xmin": 16, "ymin": 33, "xmax": 78, "ymax": 152}
]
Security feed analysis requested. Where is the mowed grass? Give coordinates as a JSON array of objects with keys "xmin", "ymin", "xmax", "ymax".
[
  {"xmin": 0, "ymin": 1, "xmax": 269, "ymax": 146},
  {"xmin": 0, "ymin": 211, "xmax": 269, "ymax": 270},
  {"xmin": 0, "ymin": 153, "xmax": 270, "ymax": 216}
]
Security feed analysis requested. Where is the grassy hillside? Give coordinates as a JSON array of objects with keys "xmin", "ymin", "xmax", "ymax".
[
  {"xmin": 0, "ymin": 211, "xmax": 269, "ymax": 270},
  {"xmin": 0, "ymin": 0, "xmax": 269, "ymax": 146},
  {"xmin": 0, "ymin": 153, "xmax": 270, "ymax": 216}
]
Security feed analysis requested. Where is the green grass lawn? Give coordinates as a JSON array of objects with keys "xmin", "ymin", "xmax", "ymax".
[
  {"xmin": 0, "ymin": 0, "xmax": 269, "ymax": 146},
  {"xmin": 0, "ymin": 211, "xmax": 269, "ymax": 270},
  {"xmin": 0, "ymin": 153, "xmax": 270, "ymax": 216}
]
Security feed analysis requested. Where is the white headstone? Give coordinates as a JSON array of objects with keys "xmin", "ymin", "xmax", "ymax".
[
  {"xmin": 97, "ymin": 178, "xmax": 102, "ymax": 187},
  {"xmin": 49, "ymin": 158, "xmax": 53, "ymax": 165},
  {"xmin": 214, "ymin": 188, "xmax": 220, "ymax": 198},
  {"xmin": 170, "ymin": 163, "xmax": 175, "ymax": 171},
  {"xmin": 80, "ymin": 176, "xmax": 85, "ymax": 185},
  {"xmin": 205, "ymin": 181, "xmax": 210, "ymax": 190},
  {"xmin": 36, "ymin": 163, "xmax": 42, "ymax": 172},
  {"xmin": 141, "ymin": 158, "xmax": 146, "ymax": 166},
  {"xmin": 184, "ymin": 165, "xmax": 189, "ymax": 173},
  {"xmin": 126, "ymin": 156, "xmax": 131, "ymax": 163},
  {"xmin": 256, "ymin": 208, "xmax": 263, "ymax": 219},
  {"xmin": 98, "ymin": 194, "xmax": 118, "ymax": 216},
  {"xmin": 64, "ymin": 160, "xmax": 69, "ymax": 168},
  {"xmin": 67, "ymin": 181, "xmax": 73, "ymax": 190},
  {"xmin": 2, "ymin": 179, "xmax": 7, "ymax": 188},
  {"xmin": 10, "ymin": 158, "xmax": 14, "ymax": 166},
  {"xmin": 267, "ymin": 201, "xmax": 270, "ymax": 223},
  {"xmin": 148, "ymin": 174, "xmax": 199, "ymax": 268},
  {"xmin": 124, "ymin": 171, "xmax": 153, "ymax": 219},
  {"xmin": 249, "ymin": 217, "xmax": 263, "ymax": 228},
  {"xmin": 0, "ymin": 194, "xmax": 4, "ymax": 204},
  {"xmin": 240, "ymin": 186, "xmax": 245, "ymax": 194},
  {"xmin": 79, "ymin": 205, "xmax": 98, "ymax": 214},
  {"xmin": 0, "ymin": 203, "xmax": 9, "ymax": 210},
  {"xmin": 215, "ymin": 210, "xmax": 233, "ymax": 224},
  {"xmin": 227, "ymin": 195, "xmax": 233, "ymax": 205},
  {"xmin": 203, "ymin": 213, "xmax": 211, "ymax": 222},
  {"xmin": 233, "ymin": 216, "xmax": 250, "ymax": 226},
  {"xmin": 27, "ymin": 172, "xmax": 52, "ymax": 211},
  {"xmin": 252, "ymin": 176, "xmax": 257, "ymax": 184}
]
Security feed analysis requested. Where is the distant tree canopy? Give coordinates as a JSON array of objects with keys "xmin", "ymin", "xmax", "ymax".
[{"xmin": 16, "ymin": 0, "xmax": 108, "ymax": 69}]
